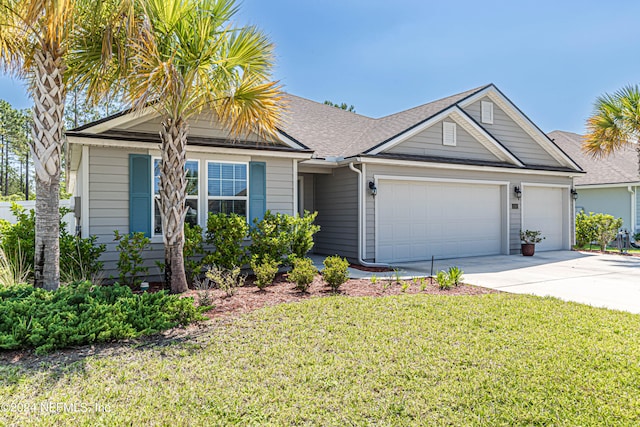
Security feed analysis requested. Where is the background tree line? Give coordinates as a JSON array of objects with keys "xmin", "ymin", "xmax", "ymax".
[{"xmin": 0, "ymin": 91, "xmax": 123, "ymax": 200}]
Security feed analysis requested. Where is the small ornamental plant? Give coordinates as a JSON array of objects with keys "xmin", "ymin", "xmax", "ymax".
[
  {"xmin": 322, "ymin": 255, "xmax": 349, "ymax": 292},
  {"xmin": 288, "ymin": 257, "xmax": 318, "ymax": 292},
  {"xmin": 447, "ymin": 266, "xmax": 464, "ymax": 287},
  {"xmin": 520, "ymin": 230, "xmax": 544, "ymax": 244},
  {"xmin": 205, "ymin": 265, "xmax": 245, "ymax": 297},
  {"xmin": 250, "ymin": 254, "xmax": 280, "ymax": 291},
  {"xmin": 436, "ymin": 270, "xmax": 453, "ymax": 290}
]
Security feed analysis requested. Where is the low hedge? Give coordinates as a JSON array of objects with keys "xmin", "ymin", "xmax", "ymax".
[{"xmin": 0, "ymin": 282, "xmax": 206, "ymax": 354}]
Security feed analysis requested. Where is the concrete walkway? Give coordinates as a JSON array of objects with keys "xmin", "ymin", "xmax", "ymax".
[
  {"xmin": 311, "ymin": 251, "xmax": 640, "ymax": 314},
  {"xmin": 397, "ymin": 250, "xmax": 640, "ymax": 314}
]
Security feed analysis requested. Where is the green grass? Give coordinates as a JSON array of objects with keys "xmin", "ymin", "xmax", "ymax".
[
  {"xmin": 1, "ymin": 294, "xmax": 639, "ymax": 426},
  {"xmin": 575, "ymin": 244, "xmax": 640, "ymax": 254}
]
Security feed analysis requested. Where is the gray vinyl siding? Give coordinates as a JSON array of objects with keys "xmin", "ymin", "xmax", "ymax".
[
  {"xmin": 576, "ymin": 187, "xmax": 633, "ymax": 232},
  {"xmin": 313, "ymin": 167, "xmax": 358, "ymax": 260},
  {"xmin": 386, "ymin": 120, "xmax": 499, "ymax": 162},
  {"xmin": 252, "ymin": 156, "xmax": 294, "ymax": 214},
  {"xmin": 464, "ymin": 97, "xmax": 561, "ymax": 167},
  {"xmin": 83, "ymin": 146, "xmax": 295, "ymax": 281},
  {"xmin": 363, "ymin": 163, "xmax": 573, "ymax": 259}
]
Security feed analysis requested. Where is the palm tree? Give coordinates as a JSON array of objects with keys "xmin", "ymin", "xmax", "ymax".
[
  {"xmin": 584, "ymin": 85, "xmax": 640, "ymax": 175},
  {"xmin": 0, "ymin": 0, "xmax": 77, "ymax": 290},
  {"xmin": 0, "ymin": 0, "xmax": 133, "ymax": 290},
  {"xmin": 77, "ymin": 0, "xmax": 282, "ymax": 293}
]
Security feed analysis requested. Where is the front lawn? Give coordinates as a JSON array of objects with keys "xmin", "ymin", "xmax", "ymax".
[
  {"xmin": 2, "ymin": 294, "xmax": 639, "ymax": 425},
  {"xmin": 574, "ymin": 244, "xmax": 640, "ymax": 254}
]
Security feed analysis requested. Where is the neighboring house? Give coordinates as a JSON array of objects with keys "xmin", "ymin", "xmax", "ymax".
[
  {"xmin": 67, "ymin": 84, "xmax": 583, "ymax": 277},
  {"xmin": 549, "ymin": 130, "xmax": 639, "ymax": 233}
]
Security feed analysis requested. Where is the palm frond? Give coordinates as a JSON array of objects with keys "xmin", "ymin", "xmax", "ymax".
[
  {"xmin": 584, "ymin": 85, "xmax": 640, "ymax": 158},
  {"xmin": 216, "ymin": 76, "xmax": 284, "ymax": 140}
]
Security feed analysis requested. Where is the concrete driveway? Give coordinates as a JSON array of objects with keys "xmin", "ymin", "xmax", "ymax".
[{"xmin": 394, "ymin": 251, "xmax": 640, "ymax": 314}]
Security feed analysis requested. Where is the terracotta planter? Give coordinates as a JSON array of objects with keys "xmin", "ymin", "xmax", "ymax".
[{"xmin": 521, "ymin": 243, "xmax": 535, "ymax": 256}]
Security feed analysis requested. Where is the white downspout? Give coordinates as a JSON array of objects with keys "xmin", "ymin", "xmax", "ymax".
[
  {"xmin": 629, "ymin": 186, "xmax": 636, "ymax": 233},
  {"xmin": 81, "ymin": 145, "xmax": 90, "ymax": 238},
  {"xmin": 349, "ymin": 162, "xmax": 388, "ymax": 267}
]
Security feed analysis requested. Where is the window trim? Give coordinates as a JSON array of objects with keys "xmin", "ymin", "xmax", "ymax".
[
  {"xmin": 205, "ymin": 159, "xmax": 250, "ymax": 221},
  {"xmin": 151, "ymin": 157, "xmax": 200, "ymax": 238}
]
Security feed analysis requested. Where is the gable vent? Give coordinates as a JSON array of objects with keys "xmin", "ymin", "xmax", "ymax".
[
  {"xmin": 442, "ymin": 121, "xmax": 457, "ymax": 146},
  {"xmin": 481, "ymin": 101, "xmax": 494, "ymax": 124}
]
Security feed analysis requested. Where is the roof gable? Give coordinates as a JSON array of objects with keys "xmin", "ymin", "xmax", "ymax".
[
  {"xmin": 367, "ymin": 106, "xmax": 524, "ymax": 166},
  {"xmin": 342, "ymin": 86, "xmax": 489, "ymax": 158},
  {"xmin": 459, "ymin": 86, "xmax": 581, "ymax": 170}
]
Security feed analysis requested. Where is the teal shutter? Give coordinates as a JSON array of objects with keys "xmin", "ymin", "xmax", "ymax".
[
  {"xmin": 249, "ymin": 161, "xmax": 266, "ymax": 223},
  {"xmin": 129, "ymin": 154, "xmax": 151, "ymax": 236}
]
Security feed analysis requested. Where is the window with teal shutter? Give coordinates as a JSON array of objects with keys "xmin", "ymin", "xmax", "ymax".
[
  {"xmin": 249, "ymin": 161, "xmax": 266, "ymax": 223},
  {"xmin": 129, "ymin": 154, "xmax": 151, "ymax": 236}
]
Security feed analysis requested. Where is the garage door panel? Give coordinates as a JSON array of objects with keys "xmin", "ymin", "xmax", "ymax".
[
  {"xmin": 523, "ymin": 186, "xmax": 564, "ymax": 251},
  {"xmin": 377, "ymin": 180, "xmax": 503, "ymax": 262}
]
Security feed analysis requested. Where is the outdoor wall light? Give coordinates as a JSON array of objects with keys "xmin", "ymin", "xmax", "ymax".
[
  {"xmin": 368, "ymin": 181, "xmax": 377, "ymax": 196},
  {"xmin": 571, "ymin": 188, "xmax": 578, "ymax": 200},
  {"xmin": 514, "ymin": 186, "xmax": 522, "ymax": 199}
]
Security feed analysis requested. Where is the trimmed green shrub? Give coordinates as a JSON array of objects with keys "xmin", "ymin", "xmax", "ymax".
[
  {"xmin": 288, "ymin": 211, "xmax": 320, "ymax": 262},
  {"xmin": 288, "ymin": 257, "xmax": 318, "ymax": 292},
  {"xmin": 594, "ymin": 214, "xmax": 623, "ymax": 251},
  {"xmin": 575, "ymin": 212, "xmax": 597, "ymax": 248},
  {"xmin": 114, "ymin": 231, "xmax": 150, "ymax": 287},
  {"xmin": 0, "ymin": 281, "xmax": 205, "ymax": 354},
  {"xmin": 0, "ymin": 204, "xmax": 106, "ymax": 283},
  {"xmin": 0, "ymin": 207, "xmax": 34, "ymax": 279},
  {"xmin": 575, "ymin": 212, "xmax": 623, "ymax": 251},
  {"xmin": 248, "ymin": 211, "xmax": 289, "ymax": 264},
  {"xmin": 322, "ymin": 255, "xmax": 349, "ymax": 292},
  {"xmin": 183, "ymin": 222, "xmax": 205, "ymax": 283},
  {"xmin": 59, "ymin": 229, "xmax": 105, "ymax": 283},
  {"xmin": 249, "ymin": 210, "xmax": 320, "ymax": 265},
  {"xmin": 204, "ymin": 265, "xmax": 245, "ymax": 297},
  {"xmin": 204, "ymin": 213, "xmax": 248, "ymax": 269},
  {"xmin": 250, "ymin": 254, "xmax": 280, "ymax": 290}
]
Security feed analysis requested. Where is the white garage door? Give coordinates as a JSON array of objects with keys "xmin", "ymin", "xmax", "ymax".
[
  {"xmin": 377, "ymin": 179, "xmax": 503, "ymax": 263},
  {"xmin": 522, "ymin": 186, "xmax": 564, "ymax": 251}
]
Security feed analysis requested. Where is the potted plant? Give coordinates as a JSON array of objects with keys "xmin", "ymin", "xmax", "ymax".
[{"xmin": 520, "ymin": 230, "xmax": 544, "ymax": 256}]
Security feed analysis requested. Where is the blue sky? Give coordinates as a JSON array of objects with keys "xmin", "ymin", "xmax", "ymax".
[{"xmin": 1, "ymin": 0, "xmax": 639, "ymax": 134}]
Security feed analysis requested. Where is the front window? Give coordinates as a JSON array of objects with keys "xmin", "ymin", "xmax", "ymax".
[
  {"xmin": 207, "ymin": 162, "xmax": 247, "ymax": 217},
  {"xmin": 153, "ymin": 159, "xmax": 199, "ymax": 235}
]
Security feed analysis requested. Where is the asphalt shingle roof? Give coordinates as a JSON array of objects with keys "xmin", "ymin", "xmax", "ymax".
[
  {"xmin": 280, "ymin": 85, "xmax": 490, "ymax": 158},
  {"xmin": 548, "ymin": 130, "xmax": 639, "ymax": 185}
]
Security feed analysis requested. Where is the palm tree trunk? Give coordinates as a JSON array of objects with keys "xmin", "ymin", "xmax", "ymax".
[
  {"xmin": 31, "ymin": 49, "xmax": 64, "ymax": 290},
  {"xmin": 159, "ymin": 117, "xmax": 188, "ymax": 293}
]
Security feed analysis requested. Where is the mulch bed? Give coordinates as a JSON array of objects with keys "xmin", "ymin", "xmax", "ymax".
[{"xmin": 183, "ymin": 273, "xmax": 498, "ymax": 321}]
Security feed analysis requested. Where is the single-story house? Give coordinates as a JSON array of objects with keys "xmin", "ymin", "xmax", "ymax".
[
  {"xmin": 67, "ymin": 84, "xmax": 583, "ymax": 278},
  {"xmin": 549, "ymin": 130, "xmax": 639, "ymax": 234}
]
